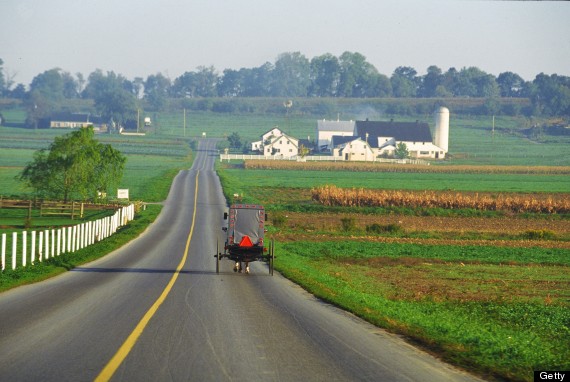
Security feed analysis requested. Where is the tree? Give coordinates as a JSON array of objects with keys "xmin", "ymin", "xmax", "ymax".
[
  {"xmin": 20, "ymin": 127, "xmax": 126, "ymax": 201},
  {"xmin": 0, "ymin": 58, "xmax": 5, "ymax": 97},
  {"xmin": 394, "ymin": 142, "xmax": 409, "ymax": 159},
  {"xmin": 218, "ymin": 69, "xmax": 244, "ymax": 97},
  {"xmin": 391, "ymin": 66, "xmax": 418, "ymax": 97},
  {"xmin": 309, "ymin": 54, "xmax": 340, "ymax": 97},
  {"xmin": 227, "ymin": 132, "xmax": 242, "ymax": 149},
  {"xmin": 272, "ymin": 52, "xmax": 311, "ymax": 97},
  {"xmin": 497, "ymin": 71, "xmax": 525, "ymax": 97},
  {"xmin": 94, "ymin": 87, "xmax": 138, "ymax": 126},
  {"xmin": 144, "ymin": 72, "xmax": 171, "ymax": 110},
  {"xmin": 419, "ymin": 65, "xmax": 443, "ymax": 97}
]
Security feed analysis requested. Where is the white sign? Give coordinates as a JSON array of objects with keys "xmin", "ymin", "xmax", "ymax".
[{"xmin": 117, "ymin": 189, "xmax": 129, "ymax": 199}]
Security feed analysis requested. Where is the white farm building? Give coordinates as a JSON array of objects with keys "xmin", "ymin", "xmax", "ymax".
[
  {"xmin": 251, "ymin": 127, "xmax": 299, "ymax": 158},
  {"xmin": 317, "ymin": 107, "xmax": 450, "ymax": 160}
]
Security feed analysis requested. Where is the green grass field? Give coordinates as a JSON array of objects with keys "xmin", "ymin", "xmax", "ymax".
[
  {"xmin": 275, "ymin": 240, "xmax": 569, "ymax": 381},
  {"xmin": 219, "ymin": 167, "xmax": 570, "ymax": 193}
]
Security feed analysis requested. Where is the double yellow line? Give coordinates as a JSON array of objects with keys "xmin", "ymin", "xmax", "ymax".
[{"xmin": 95, "ymin": 170, "xmax": 199, "ymax": 382}]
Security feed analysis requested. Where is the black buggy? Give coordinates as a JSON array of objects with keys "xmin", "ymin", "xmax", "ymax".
[{"xmin": 215, "ymin": 204, "xmax": 275, "ymax": 275}]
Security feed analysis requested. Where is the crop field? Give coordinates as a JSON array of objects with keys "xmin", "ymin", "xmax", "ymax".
[
  {"xmin": 220, "ymin": 165, "xmax": 570, "ymax": 194},
  {"xmin": 216, "ymin": 160, "xmax": 570, "ymax": 382}
]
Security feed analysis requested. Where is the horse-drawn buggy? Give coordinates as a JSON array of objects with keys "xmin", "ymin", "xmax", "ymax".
[{"xmin": 215, "ymin": 204, "xmax": 274, "ymax": 275}]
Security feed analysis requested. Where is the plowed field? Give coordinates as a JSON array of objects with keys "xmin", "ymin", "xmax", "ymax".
[{"xmin": 272, "ymin": 212, "xmax": 570, "ymax": 248}]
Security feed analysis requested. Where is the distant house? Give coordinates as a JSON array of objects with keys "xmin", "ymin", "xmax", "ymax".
[
  {"xmin": 263, "ymin": 132, "xmax": 299, "ymax": 158},
  {"xmin": 316, "ymin": 119, "xmax": 355, "ymax": 152},
  {"xmin": 49, "ymin": 112, "xmax": 106, "ymax": 131},
  {"xmin": 331, "ymin": 136, "xmax": 375, "ymax": 161},
  {"xmin": 251, "ymin": 127, "xmax": 284, "ymax": 152},
  {"xmin": 355, "ymin": 120, "xmax": 445, "ymax": 159}
]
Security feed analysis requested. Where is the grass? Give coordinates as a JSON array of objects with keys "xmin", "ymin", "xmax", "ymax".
[
  {"xmin": 0, "ymin": 204, "xmax": 162, "ymax": 292},
  {"xmin": 274, "ymin": 240, "xmax": 570, "ymax": 381},
  {"xmin": 225, "ymin": 167, "xmax": 570, "ymax": 193}
]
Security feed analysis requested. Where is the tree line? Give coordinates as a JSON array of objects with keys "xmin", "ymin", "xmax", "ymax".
[{"xmin": 1, "ymin": 52, "xmax": 569, "ymax": 125}]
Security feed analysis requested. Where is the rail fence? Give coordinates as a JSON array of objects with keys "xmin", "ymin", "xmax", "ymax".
[
  {"xmin": 0, "ymin": 198, "xmax": 127, "ymax": 219},
  {"xmin": 1, "ymin": 204, "xmax": 135, "ymax": 271}
]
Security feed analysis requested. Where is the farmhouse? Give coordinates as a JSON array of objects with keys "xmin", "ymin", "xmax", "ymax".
[
  {"xmin": 49, "ymin": 112, "xmax": 106, "ymax": 131},
  {"xmin": 331, "ymin": 136, "xmax": 375, "ymax": 161},
  {"xmin": 251, "ymin": 127, "xmax": 299, "ymax": 158}
]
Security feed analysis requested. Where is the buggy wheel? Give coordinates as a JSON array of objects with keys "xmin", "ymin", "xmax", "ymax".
[
  {"xmin": 215, "ymin": 241, "xmax": 220, "ymax": 274},
  {"xmin": 269, "ymin": 239, "xmax": 275, "ymax": 276}
]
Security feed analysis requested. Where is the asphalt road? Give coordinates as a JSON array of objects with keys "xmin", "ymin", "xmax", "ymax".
[{"xmin": 0, "ymin": 139, "xmax": 482, "ymax": 382}]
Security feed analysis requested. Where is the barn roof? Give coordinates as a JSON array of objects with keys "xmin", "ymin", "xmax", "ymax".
[
  {"xmin": 355, "ymin": 120, "xmax": 432, "ymax": 147},
  {"xmin": 317, "ymin": 120, "xmax": 355, "ymax": 133},
  {"xmin": 331, "ymin": 135, "xmax": 358, "ymax": 147}
]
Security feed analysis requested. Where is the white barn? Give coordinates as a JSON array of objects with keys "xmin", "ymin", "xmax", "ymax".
[{"xmin": 316, "ymin": 119, "xmax": 355, "ymax": 152}]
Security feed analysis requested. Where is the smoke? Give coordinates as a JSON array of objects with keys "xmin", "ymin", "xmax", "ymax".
[{"xmin": 351, "ymin": 105, "xmax": 383, "ymax": 121}]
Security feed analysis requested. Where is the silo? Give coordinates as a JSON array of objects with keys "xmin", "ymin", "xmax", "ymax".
[{"xmin": 433, "ymin": 107, "xmax": 449, "ymax": 153}]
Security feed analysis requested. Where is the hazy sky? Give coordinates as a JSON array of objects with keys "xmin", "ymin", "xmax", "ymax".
[{"xmin": 1, "ymin": 0, "xmax": 568, "ymax": 86}]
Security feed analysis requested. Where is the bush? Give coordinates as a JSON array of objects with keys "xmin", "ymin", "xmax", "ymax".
[
  {"xmin": 340, "ymin": 217, "xmax": 356, "ymax": 232},
  {"xmin": 521, "ymin": 229, "xmax": 556, "ymax": 240},
  {"xmin": 272, "ymin": 213, "xmax": 286, "ymax": 228},
  {"xmin": 366, "ymin": 223, "xmax": 403, "ymax": 234}
]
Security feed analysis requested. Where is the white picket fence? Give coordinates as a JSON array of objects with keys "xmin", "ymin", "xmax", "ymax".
[{"xmin": 1, "ymin": 204, "xmax": 135, "ymax": 271}]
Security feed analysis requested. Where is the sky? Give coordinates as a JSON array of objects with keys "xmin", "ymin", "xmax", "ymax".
[{"xmin": 1, "ymin": 0, "xmax": 569, "ymax": 87}]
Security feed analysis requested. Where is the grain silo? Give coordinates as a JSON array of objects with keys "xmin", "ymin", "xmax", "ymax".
[{"xmin": 433, "ymin": 107, "xmax": 449, "ymax": 153}]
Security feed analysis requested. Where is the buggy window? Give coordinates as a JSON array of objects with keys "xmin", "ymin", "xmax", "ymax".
[{"xmin": 232, "ymin": 208, "xmax": 262, "ymax": 244}]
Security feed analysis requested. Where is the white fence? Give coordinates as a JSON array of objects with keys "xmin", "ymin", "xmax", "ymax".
[
  {"xmin": 219, "ymin": 154, "xmax": 429, "ymax": 165},
  {"xmin": 1, "ymin": 204, "xmax": 135, "ymax": 271}
]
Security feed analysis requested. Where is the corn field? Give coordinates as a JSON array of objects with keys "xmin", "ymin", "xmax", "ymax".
[
  {"xmin": 312, "ymin": 185, "xmax": 570, "ymax": 214},
  {"xmin": 245, "ymin": 160, "xmax": 570, "ymax": 175}
]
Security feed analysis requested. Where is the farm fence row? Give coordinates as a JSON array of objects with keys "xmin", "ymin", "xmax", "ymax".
[
  {"xmin": 1, "ymin": 204, "xmax": 135, "ymax": 271},
  {"xmin": 219, "ymin": 154, "xmax": 429, "ymax": 165}
]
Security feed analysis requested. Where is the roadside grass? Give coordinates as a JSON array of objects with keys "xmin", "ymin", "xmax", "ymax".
[
  {"xmin": 274, "ymin": 240, "xmax": 570, "ymax": 381},
  {"xmin": 0, "ymin": 204, "xmax": 162, "ymax": 292}
]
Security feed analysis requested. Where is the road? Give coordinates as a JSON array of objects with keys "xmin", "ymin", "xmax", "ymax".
[{"xmin": 0, "ymin": 139, "xmax": 482, "ymax": 381}]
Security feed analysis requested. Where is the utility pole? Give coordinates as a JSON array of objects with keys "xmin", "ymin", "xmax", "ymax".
[{"xmin": 183, "ymin": 108, "xmax": 186, "ymax": 137}]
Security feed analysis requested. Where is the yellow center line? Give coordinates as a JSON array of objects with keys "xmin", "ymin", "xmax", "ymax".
[{"xmin": 95, "ymin": 170, "xmax": 200, "ymax": 382}]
